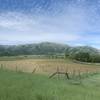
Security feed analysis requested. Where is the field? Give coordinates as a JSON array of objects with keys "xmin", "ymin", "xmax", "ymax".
[
  {"xmin": 0, "ymin": 69, "xmax": 100, "ymax": 100},
  {"xmin": 0, "ymin": 58, "xmax": 100, "ymax": 74},
  {"xmin": 0, "ymin": 57, "xmax": 100, "ymax": 100}
]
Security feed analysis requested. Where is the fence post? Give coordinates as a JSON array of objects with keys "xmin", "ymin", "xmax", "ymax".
[
  {"xmin": 78, "ymin": 70, "xmax": 82, "ymax": 84},
  {"xmin": 65, "ymin": 68, "xmax": 70, "ymax": 79},
  {"xmin": 57, "ymin": 67, "xmax": 60, "ymax": 79},
  {"xmin": 32, "ymin": 67, "xmax": 37, "ymax": 74}
]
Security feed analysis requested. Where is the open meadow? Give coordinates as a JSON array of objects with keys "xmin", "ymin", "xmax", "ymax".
[
  {"xmin": 0, "ymin": 57, "xmax": 100, "ymax": 100},
  {"xmin": 0, "ymin": 58, "xmax": 100, "ymax": 74},
  {"xmin": 0, "ymin": 68, "xmax": 100, "ymax": 100}
]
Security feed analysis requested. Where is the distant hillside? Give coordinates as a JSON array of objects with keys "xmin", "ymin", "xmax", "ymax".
[
  {"xmin": 0, "ymin": 42, "xmax": 100, "ymax": 62},
  {"xmin": 66, "ymin": 46, "xmax": 99, "ymax": 56},
  {"xmin": 0, "ymin": 42, "xmax": 69, "ymax": 56},
  {"xmin": 65, "ymin": 46, "xmax": 100, "ymax": 63}
]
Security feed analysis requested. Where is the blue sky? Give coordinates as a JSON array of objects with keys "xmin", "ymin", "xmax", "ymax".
[{"xmin": 0, "ymin": 0, "xmax": 100, "ymax": 48}]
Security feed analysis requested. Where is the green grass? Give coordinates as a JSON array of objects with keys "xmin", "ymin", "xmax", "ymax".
[{"xmin": 0, "ymin": 70, "xmax": 100, "ymax": 100}]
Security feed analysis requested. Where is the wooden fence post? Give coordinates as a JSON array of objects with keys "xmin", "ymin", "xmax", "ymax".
[
  {"xmin": 32, "ymin": 67, "xmax": 37, "ymax": 74},
  {"xmin": 57, "ymin": 67, "xmax": 60, "ymax": 79},
  {"xmin": 65, "ymin": 68, "xmax": 70, "ymax": 79}
]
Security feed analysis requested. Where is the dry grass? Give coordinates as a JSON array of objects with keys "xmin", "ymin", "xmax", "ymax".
[{"xmin": 0, "ymin": 59, "xmax": 100, "ymax": 74}]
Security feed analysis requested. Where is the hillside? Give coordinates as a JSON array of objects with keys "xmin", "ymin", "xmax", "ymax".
[
  {"xmin": 0, "ymin": 42, "xmax": 69, "ymax": 56},
  {"xmin": 0, "ymin": 42, "xmax": 99, "ymax": 56},
  {"xmin": 0, "ymin": 42, "xmax": 100, "ymax": 62}
]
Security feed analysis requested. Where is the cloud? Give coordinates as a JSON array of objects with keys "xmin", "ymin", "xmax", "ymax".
[
  {"xmin": 0, "ymin": 0, "xmax": 100, "ymax": 49},
  {"xmin": 0, "ymin": 11, "xmax": 83, "ymax": 45}
]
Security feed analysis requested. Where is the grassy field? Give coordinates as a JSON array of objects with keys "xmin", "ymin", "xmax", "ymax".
[
  {"xmin": 0, "ymin": 58, "xmax": 100, "ymax": 74},
  {"xmin": 0, "ymin": 57, "xmax": 100, "ymax": 100},
  {"xmin": 0, "ymin": 69, "xmax": 100, "ymax": 100}
]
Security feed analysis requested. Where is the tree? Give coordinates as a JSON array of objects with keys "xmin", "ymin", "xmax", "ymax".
[{"xmin": 74, "ymin": 52, "xmax": 90, "ymax": 62}]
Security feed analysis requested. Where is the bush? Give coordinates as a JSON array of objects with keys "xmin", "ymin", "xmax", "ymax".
[{"xmin": 74, "ymin": 52, "xmax": 91, "ymax": 62}]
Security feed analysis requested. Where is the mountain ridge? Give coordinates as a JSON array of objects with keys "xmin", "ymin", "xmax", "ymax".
[{"xmin": 0, "ymin": 42, "xmax": 99, "ymax": 56}]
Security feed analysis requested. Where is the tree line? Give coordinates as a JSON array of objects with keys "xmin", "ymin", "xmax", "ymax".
[{"xmin": 65, "ymin": 46, "xmax": 100, "ymax": 63}]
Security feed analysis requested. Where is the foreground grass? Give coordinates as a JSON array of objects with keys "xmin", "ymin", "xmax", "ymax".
[{"xmin": 0, "ymin": 70, "xmax": 100, "ymax": 100}]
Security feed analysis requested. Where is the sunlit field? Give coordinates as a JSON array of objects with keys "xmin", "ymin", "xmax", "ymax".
[
  {"xmin": 0, "ymin": 57, "xmax": 100, "ymax": 100},
  {"xmin": 0, "ymin": 58, "xmax": 100, "ymax": 74}
]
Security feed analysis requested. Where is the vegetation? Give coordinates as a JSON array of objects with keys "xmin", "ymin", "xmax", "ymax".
[
  {"xmin": 0, "ymin": 42, "xmax": 100, "ymax": 63},
  {"xmin": 0, "ymin": 59, "xmax": 99, "ymax": 74},
  {"xmin": 0, "ymin": 42, "xmax": 68, "ymax": 56},
  {"xmin": 0, "ymin": 56, "xmax": 99, "ymax": 100},
  {"xmin": 0, "ymin": 69, "xmax": 100, "ymax": 100},
  {"xmin": 0, "ymin": 42, "xmax": 100, "ymax": 100},
  {"xmin": 65, "ymin": 46, "xmax": 100, "ymax": 63}
]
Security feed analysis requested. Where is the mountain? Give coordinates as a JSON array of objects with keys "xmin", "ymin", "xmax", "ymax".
[
  {"xmin": 65, "ymin": 46, "xmax": 100, "ymax": 62},
  {"xmin": 0, "ymin": 42, "xmax": 69, "ymax": 56},
  {"xmin": 0, "ymin": 42, "xmax": 100, "ymax": 62},
  {"xmin": 67, "ymin": 46, "xmax": 99, "ymax": 56}
]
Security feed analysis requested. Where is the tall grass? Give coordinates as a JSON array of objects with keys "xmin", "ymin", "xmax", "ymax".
[{"xmin": 0, "ymin": 69, "xmax": 100, "ymax": 100}]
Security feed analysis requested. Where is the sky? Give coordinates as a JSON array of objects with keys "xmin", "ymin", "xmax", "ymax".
[{"xmin": 0, "ymin": 0, "xmax": 100, "ymax": 48}]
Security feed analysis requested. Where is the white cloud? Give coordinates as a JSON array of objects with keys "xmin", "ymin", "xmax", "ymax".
[{"xmin": 0, "ymin": 3, "xmax": 100, "ymax": 49}]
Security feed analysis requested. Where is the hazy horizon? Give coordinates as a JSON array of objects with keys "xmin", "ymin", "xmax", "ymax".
[{"xmin": 0, "ymin": 0, "xmax": 100, "ymax": 49}]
